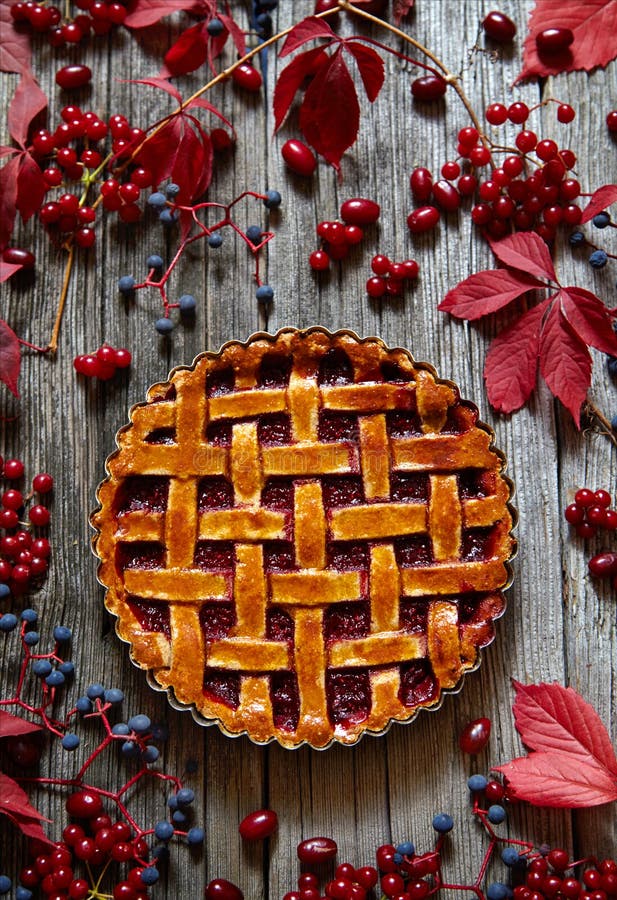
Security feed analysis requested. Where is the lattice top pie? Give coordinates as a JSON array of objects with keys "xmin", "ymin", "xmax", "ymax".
[{"xmin": 92, "ymin": 327, "xmax": 515, "ymax": 749}]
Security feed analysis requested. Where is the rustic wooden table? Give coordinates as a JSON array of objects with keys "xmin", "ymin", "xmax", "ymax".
[{"xmin": 1, "ymin": 1, "xmax": 616, "ymax": 896}]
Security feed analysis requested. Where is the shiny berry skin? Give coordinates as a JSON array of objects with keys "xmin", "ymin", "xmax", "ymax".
[
  {"xmin": 508, "ymin": 102, "xmax": 529, "ymax": 124},
  {"xmin": 432, "ymin": 180, "xmax": 460, "ymax": 211},
  {"xmin": 297, "ymin": 836, "xmax": 338, "ymax": 864},
  {"xmin": 55, "ymin": 65, "xmax": 92, "ymax": 89},
  {"xmin": 536, "ymin": 139, "xmax": 558, "ymax": 161},
  {"xmin": 381, "ymin": 872, "xmax": 405, "ymax": 896},
  {"xmin": 486, "ymin": 103, "xmax": 508, "ymax": 126},
  {"xmin": 593, "ymin": 489, "xmax": 612, "ymax": 507},
  {"xmin": 557, "ymin": 103, "xmax": 575, "ymax": 123},
  {"xmin": 536, "ymin": 27, "xmax": 574, "ymax": 53},
  {"xmin": 588, "ymin": 552, "xmax": 617, "ymax": 579},
  {"xmin": 459, "ymin": 717, "xmax": 491, "ymax": 754},
  {"xmin": 469, "ymin": 145, "xmax": 491, "ymax": 166},
  {"xmin": 238, "ymin": 808, "xmax": 278, "ymax": 841},
  {"xmin": 411, "ymin": 74, "xmax": 447, "ymax": 100},
  {"xmin": 344, "ymin": 225, "xmax": 363, "ymax": 244},
  {"xmin": 564, "ymin": 502, "xmax": 585, "ymax": 525},
  {"xmin": 575, "ymin": 488, "xmax": 596, "ymax": 507},
  {"xmin": 32, "ymin": 473, "xmax": 53, "ymax": 493},
  {"xmin": 410, "ymin": 167, "xmax": 433, "ymax": 202},
  {"xmin": 2, "ymin": 247, "xmax": 35, "ymax": 268},
  {"xmin": 366, "ymin": 276, "xmax": 387, "ymax": 298},
  {"xmin": 28, "ymin": 505, "xmax": 50, "ymax": 526},
  {"xmin": 482, "ymin": 10, "xmax": 516, "ymax": 42},
  {"xmin": 441, "ymin": 160, "xmax": 460, "ymax": 180},
  {"xmin": 281, "ymin": 139, "xmax": 316, "ymax": 176},
  {"xmin": 376, "ymin": 844, "xmax": 398, "ymax": 873},
  {"xmin": 205, "ymin": 879, "xmax": 244, "ymax": 900},
  {"xmin": 232, "ymin": 62, "xmax": 262, "ymax": 92},
  {"xmin": 407, "ymin": 205, "xmax": 440, "ymax": 233},
  {"xmin": 458, "ymin": 174, "xmax": 478, "ymax": 196},
  {"xmin": 607, "ymin": 110, "xmax": 617, "ymax": 132},
  {"xmin": 309, "ymin": 249, "xmax": 330, "ymax": 271},
  {"xmin": 340, "ymin": 197, "xmax": 380, "ymax": 225},
  {"xmin": 458, "ymin": 126, "xmax": 479, "ymax": 146},
  {"xmin": 66, "ymin": 790, "xmax": 103, "ymax": 819}
]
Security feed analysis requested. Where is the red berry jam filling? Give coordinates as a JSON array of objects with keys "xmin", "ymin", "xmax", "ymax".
[
  {"xmin": 194, "ymin": 541, "xmax": 234, "ymax": 571},
  {"xmin": 328, "ymin": 541, "xmax": 369, "ymax": 570},
  {"xmin": 324, "ymin": 602, "xmax": 370, "ymax": 643},
  {"xmin": 327, "ymin": 669, "xmax": 371, "ymax": 725},
  {"xmin": 395, "ymin": 535, "xmax": 433, "ymax": 567},
  {"xmin": 322, "ymin": 476, "xmax": 364, "ymax": 508},
  {"xmin": 266, "ymin": 608, "xmax": 295, "ymax": 644},
  {"xmin": 145, "ymin": 427, "xmax": 176, "ymax": 444},
  {"xmin": 262, "ymin": 478, "xmax": 295, "ymax": 510},
  {"xmin": 318, "ymin": 411, "xmax": 359, "ymax": 443},
  {"xmin": 270, "ymin": 672, "xmax": 300, "ymax": 731},
  {"xmin": 206, "ymin": 367, "xmax": 234, "ymax": 397},
  {"xmin": 386, "ymin": 410, "xmax": 423, "ymax": 438},
  {"xmin": 390, "ymin": 473, "xmax": 429, "ymax": 502},
  {"xmin": 117, "ymin": 542, "xmax": 165, "ymax": 570},
  {"xmin": 199, "ymin": 602, "xmax": 236, "ymax": 641},
  {"xmin": 399, "ymin": 599, "xmax": 428, "ymax": 633},
  {"xmin": 198, "ymin": 477, "xmax": 234, "ymax": 510},
  {"xmin": 381, "ymin": 361, "xmax": 409, "ymax": 382},
  {"xmin": 458, "ymin": 469, "xmax": 494, "ymax": 499},
  {"xmin": 441, "ymin": 400, "xmax": 477, "ymax": 434},
  {"xmin": 399, "ymin": 659, "xmax": 438, "ymax": 705},
  {"xmin": 203, "ymin": 669, "xmax": 240, "ymax": 709},
  {"xmin": 127, "ymin": 597, "xmax": 171, "ymax": 637},
  {"xmin": 116, "ymin": 476, "xmax": 169, "ymax": 514},
  {"xmin": 257, "ymin": 354, "xmax": 292, "ymax": 388},
  {"xmin": 318, "ymin": 349, "xmax": 354, "ymax": 385},
  {"xmin": 264, "ymin": 542, "xmax": 295, "ymax": 571},
  {"xmin": 461, "ymin": 527, "xmax": 496, "ymax": 562},
  {"xmin": 257, "ymin": 413, "xmax": 291, "ymax": 446},
  {"xmin": 206, "ymin": 421, "xmax": 232, "ymax": 446}
]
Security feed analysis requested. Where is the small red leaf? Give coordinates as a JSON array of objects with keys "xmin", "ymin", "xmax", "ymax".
[
  {"xmin": 484, "ymin": 298, "xmax": 550, "ymax": 413},
  {"xmin": 494, "ymin": 751, "xmax": 617, "ymax": 807},
  {"xmin": 393, "ymin": 0, "xmax": 414, "ymax": 24},
  {"xmin": 439, "ymin": 269, "xmax": 544, "ymax": 321},
  {"xmin": 344, "ymin": 41, "xmax": 385, "ymax": 103},
  {"xmin": 8, "ymin": 72, "xmax": 47, "ymax": 148},
  {"xmin": 539, "ymin": 303, "xmax": 591, "ymax": 426},
  {"xmin": 560, "ymin": 286, "xmax": 617, "ymax": 355},
  {"xmin": 0, "ymin": 710, "xmax": 43, "ymax": 737},
  {"xmin": 0, "ymin": 319, "xmax": 21, "ymax": 397},
  {"xmin": 164, "ymin": 23, "xmax": 209, "ymax": 76},
  {"xmin": 0, "ymin": 261, "xmax": 23, "ymax": 282},
  {"xmin": 517, "ymin": 0, "xmax": 617, "ymax": 82},
  {"xmin": 279, "ymin": 16, "xmax": 337, "ymax": 57},
  {"xmin": 580, "ymin": 183, "xmax": 617, "ymax": 223},
  {"xmin": 488, "ymin": 232, "xmax": 557, "ymax": 282},
  {"xmin": 0, "ymin": 154, "xmax": 20, "ymax": 247},
  {"xmin": 218, "ymin": 12, "xmax": 246, "ymax": 58},
  {"xmin": 170, "ymin": 115, "xmax": 212, "ymax": 202},
  {"xmin": 16, "ymin": 152, "xmax": 47, "ymax": 223},
  {"xmin": 125, "ymin": 77, "xmax": 183, "ymax": 103},
  {"xmin": 299, "ymin": 47, "xmax": 359, "ymax": 171},
  {"xmin": 0, "ymin": 3, "xmax": 31, "ymax": 74},
  {"xmin": 0, "ymin": 773, "xmax": 51, "ymax": 824},
  {"xmin": 273, "ymin": 46, "xmax": 330, "ymax": 132},
  {"xmin": 124, "ymin": 0, "xmax": 199, "ymax": 29},
  {"xmin": 186, "ymin": 97, "xmax": 234, "ymax": 131}
]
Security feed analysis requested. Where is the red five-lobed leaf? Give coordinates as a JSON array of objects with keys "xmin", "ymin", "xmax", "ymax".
[
  {"xmin": 488, "ymin": 231, "xmax": 557, "ymax": 283},
  {"xmin": 493, "ymin": 681, "xmax": 617, "ymax": 807},
  {"xmin": 579, "ymin": 183, "xmax": 617, "ymax": 223},
  {"xmin": 8, "ymin": 72, "xmax": 47, "ymax": 148},
  {"xmin": 559, "ymin": 286, "xmax": 617, "ymax": 355},
  {"xmin": 164, "ymin": 22, "xmax": 209, "ymax": 76},
  {"xmin": 517, "ymin": 0, "xmax": 617, "ymax": 82},
  {"xmin": 0, "ymin": 319, "xmax": 21, "ymax": 397},
  {"xmin": 279, "ymin": 16, "xmax": 338, "ymax": 57},
  {"xmin": 343, "ymin": 41, "xmax": 385, "ymax": 102},
  {"xmin": 438, "ymin": 269, "xmax": 544, "ymax": 321},
  {"xmin": 124, "ymin": 0, "xmax": 200, "ymax": 29},
  {"xmin": 539, "ymin": 302, "xmax": 591, "ymax": 426},
  {"xmin": 273, "ymin": 46, "xmax": 331, "ymax": 132},
  {"xmin": 0, "ymin": 2, "xmax": 31, "ymax": 74}
]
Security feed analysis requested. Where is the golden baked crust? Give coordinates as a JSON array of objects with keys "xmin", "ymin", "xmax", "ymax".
[{"xmin": 92, "ymin": 327, "xmax": 515, "ymax": 748}]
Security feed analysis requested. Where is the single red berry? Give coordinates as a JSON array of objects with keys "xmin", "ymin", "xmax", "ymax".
[
  {"xmin": 118, "ymin": 203, "xmax": 141, "ymax": 224},
  {"xmin": 369, "ymin": 254, "xmax": 390, "ymax": 276},
  {"xmin": 297, "ymin": 836, "xmax": 337, "ymax": 864},
  {"xmin": 459, "ymin": 717, "xmax": 491, "ymax": 753},
  {"xmin": 410, "ymin": 167, "xmax": 433, "ymax": 202},
  {"xmin": 32, "ymin": 473, "xmax": 53, "ymax": 494},
  {"xmin": 458, "ymin": 126, "xmax": 479, "ymax": 147},
  {"xmin": 119, "ymin": 182, "xmax": 141, "ymax": 203},
  {"xmin": 66, "ymin": 790, "xmax": 103, "ymax": 819},
  {"xmin": 30, "ymin": 557, "xmax": 48, "ymax": 577},
  {"xmin": 366, "ymin": 276, "xmax": 387, "ymax": 298},
  {"xmin": 441, "ymin": 160, "xmax": 460, "ymax": 180},
  {"xmin": 344, "ymin": 225, "xmax": 363, "ymax": 245},
  {"xmin": 536, "ymin": 139, "xmax": 559, "ymax": 161},
  {"xmin": 2, "ymin": 247, "xmax": 35, "ymax": 268},
  {"xmin": 43, "ymin": 166, "xmax": 63, "ymax": 186},
  {"xmin": 457, "ymin": 173, "xmax": 478, "ymax": 196},
  {"xmin": 471, "ymin": 203, "xmax": 493, "ymax": 225},
  {"xmin": 0, "ymin": 509, "xmax": 18, "ymax": 529},
  {"xmin": 62, "ymin": 21, "xmax": 84, "ymax": 42},
  {"xmin": 69, "ymin": 879, "xmax": 90, "ymax": 899},
  {"xmin": 281, "ymin": 139, "xmax": 316, "ymax": 177},
  {"xmin": 485, "ymin": 779, "xmax": 505, "ymax": 802},
  {"xmin": 592, "ymin": 489, "xmax": 612, "ymax": 508},
  {"xmin": 588, "ymin": 552, "xmax": 617, "ymax": 579},
  {"xmin": 113, "ymin": 348, "xmax": 132, "ymax": 368},
  {"xmin": 564, "ymin": 502, "xmax": 585, "ymax": 525},
  {"xmin": 340, "ymin": 197, "xmax": 380, "ymax": 225},
  {"xmin": 77, "ymin": 206, "xmax": 96, "ymax": 226},
  {"xmin": 516, "ymin": 130, "xmax": 537, "ymax": 153},
  {"xmin": 407, "ymin": 205, "xmax": 440, "ymax": 233},
  {"xmin": 575, "ymin": 488, "xmax": 596, "ymax": 507},
  {"xmin": 232, "ymin": 62, "xmax": 262, "ymax": 92},
  {"xmin": 469, "ymin": 145, "xmax": 491, "ymax": 166},
  {"xmin": 576, "ymin": 522, "xmax": 597, "ymax": 539},
  {"xmin": 239, "ymin": 808, "xmax": 278, "ymax": 841},
  {"xmin": 55, "ymin": 64, "xmax": 92, "ymax": 89},
  {"xmin": 3, "ymin": 459, "xmax": 24, "ymax": 479},
  {"xmin": 205, "ymin": 879, "xmax": 244, "ymax": 900},
  {"xmin": 485, "ymin": 103, "xmax": 508, "ymax": 126},
  {"xmin": 479, "ymin": 180, "xmax": 500, "ymax": 202},
  {"xmin": 74, "ymin": 227, "xmax": 96, "ymax": 248},
  {"xmin": 607, "ymin": 110, "xmax": 617, "ymax": 132},
  {"xmin": 375, "ymin": 844, "xmax": 398, "ymax": 873},
  {"xmin": 402, "ymin": 259, "xmax": 419, "ymax": 279},
  {"xmin": 536, "ymin": 27, "xmax": 574, "ymax": 54},
  {"xmin": 557, "ymin": 103, "xmax": 575, "ymax": 123},
  {"xmin": 309, "ymin": 249, "xmax": 330, "ymax": 271},
  {"xmin": 602, "ymin": 510, "xmax": 617, "ymax": 530},
  {"xmin": 548, "ymin": 848, "xmax": 571, "ymax": 871},
  {"xmin": 482, "ymin": 10, "xmax": 516, "ymax": 42},
  {"xmin": 503, "ymin": 156, "xmax": 524, "ymax": 179},
  {"xmin": 411, "ymin": 74, "xmax": 447, "ymax": 101},
  {"xmin": 432, "ymin": 180, "xmax": 461, "ymax": 211}
]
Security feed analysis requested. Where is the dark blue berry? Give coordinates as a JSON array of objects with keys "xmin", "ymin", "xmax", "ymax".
[
  {"xmin": 246, "ymin": 225, "xmax": 263, "ymax": 244},
  {"xmin": 0, "ymin": 614, "xmax": 18, "ymax": 632},
  {"xmin": 0, "ymin": 876, "xmax": 12, "ymax": 895},
  {"xmin": 487, "ymin": 804, "xmax": 506, "ymax": 824},
  {"xmin": 16, "ymin": 887, "xmax": 33, "ymax": 900},
  {"xmin": 147, "ymin": 254, "xmax": 164, "ymax": 269},
  {"xmin": 152, "ymin": 844, "xmax": 170, "ymax": 861},
  {"xmin": 467, "ymin": 774, "xmax": 488, "ymax": 792},
  {"xmin": 142, "ymin": 745, "xmax": 160, "ymax": 763},
  {"xmin": 53, "ymin": 625, "xmax": 71, "ymax": 642},
  {"xmin": 45, "ymin": 669, "xmax": 65, "ymax": 687},
  {"xmin": 21, "ymin": 609, "xmax": 38, "ymax": 623},
  {"xmin": 501, "ymin": 847, "xmax": 521, "ymax": 866},
  {"xmin": 256, "ymin": 12, "xmax": 273, "ymax": 36},
  {"xmin": 155, "ymin": 318, "xmax": 174, "ymax": 335},
  {"xmin": 592, "ymin": 211, "xmax": 611, "ymax": 228},
  {"xmin": 87, "ymin": 683, "xmax": 105, "ymax": 699},
  {"xmin": 159, "ymin": 209, "xmax": 179, "ymax": 225},
  {"xmin": 112, "ymin": 723, "xmax": 130, "ymax": 735},
  {"xmin": 589, "ymin": 249, "xmax": 608, "ymax": 268},
  {"xmin": 140, "ymin": 867, "xmax": 159, "ymax": 886},
  {"xmin": 118, "ymin": 275, "xmax": 135, "ymax": 294},
  {"xmin": 121, "ymin": 740, "xmax": 141, "ymax": 758},
  {"xmin": 176, "ymin": 788, "xmax": 195, "ymax": 807},
  {"xmin": 154, "ymin": 821, "xmax": 175, "ymax": 842},
  {"xmin": 147, "ymin": 192, "xmax": 167, "ymax": 209},
  {"xmin": 432, "ymin": 813, "xmax": 454, "ymax": 833},
  {"xmin": 393, "ymin": 852, "xmax": 403, "ymax": 864},
  {"xmin": 104, "ymin": 688, "xmax": 124, "ymax": 704},
  {"xmin": 0, "ymin": 585, "xmax": 10, "ymax": 600},
  {"xmin": 396, "ymin": 840, "xmax": 414, "ymax": 856},
  {"xmin": 165, "ymin": 183, "xmax": 180, "ymax": 199},
  {"xmin": 264, "ymin": 189, "xmax": 282, "ymax": 209},
  {"xmin": 179, "ymin": 294, "xmax": 196, "ymax": 313},
  {"xmin": 207, "ymin": 17, "xmax": 224, "ymax": 36},
  {"xmin": 568, "ymin": 230, "xmax": 585, "ymax": 246},
  {"xmin": 208, "ymin": 233, "xmax": 223, "ymax": 248},
  {"xmin": 58, "ymin": 661, "xmax": 74, "ymax": 676},
  {"xmin": 62, "ymin": 733, "xmax": 80, "ymax": 751},
  {"xmin": 167, "ymin": 794, "xmax": 179, "ymax": 810},
  {"xmin": 23, "ymin": 631, "xmax": 40, "ymax": 646},
  {"xmin": 187, "ymin": 826, "xmax": 205, "ymax": 845},
  {"xmin": 172, "ymin": 809, "xmax": 188, "ymax": 825},
  {"xmin": 128, "ymin": 714, "xmax": 151, "ymax": 734},
  {"xmin": 255, "ymin": 284, "xmax": 274, "ymax": 303},
  {"xmin": 487, "ymin": 883, "xmax": 510, "ymax": 900},
  {"xmin": 33, "ymin": 659, "xmax": 53, "ymax": 677},
  {"xmin": 76, "ymin": 696, "xmax": 93, "ymax": 714}
]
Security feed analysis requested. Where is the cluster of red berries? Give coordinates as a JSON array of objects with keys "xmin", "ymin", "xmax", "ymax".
[
  {"xmin": 309, "ymin": 198, "xmax": 381, "ymax": 270},
  {"xmin": 512, "ymin": 856, "xmax": 617, "ymax": 900},
  {"xmin": 408, "ymin": 100, "xmax": 586, "ymax": 244},
  {"xmin": 281, "ymin": 861, "xmax": 379, "ymax": 900},
  {"xmin": 73, "ymin": 344, "xmax": 132, "ymax": 380},
  {"xmin": 564, "ymin": 488, "xmax": 617, "ymax": 538},
  {"xmin": 10, "ymin": 0, "xmax": 128, "ymax": 46},
  {"xmin": 0, "ymin": 459, "xmax": 52, "ymax": 598},
  {"xmin": 366, "ymin": 254, "xmax": 419, "ymax": 298}
]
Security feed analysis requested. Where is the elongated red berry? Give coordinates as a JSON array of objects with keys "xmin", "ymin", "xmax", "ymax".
[
  {"xmin": 407, "ymin": 206, "xmax": 440, "ymax": 233},
  {"xmin": 410, "ymin": 167, "xmax": 433, "ymax": 202},
  {"xmin": 432, "ymin": 180, "xmax": 460, "ymax": 211},
  {"xmin": 56, "ymin": 65, "xmax": 92, "ymax": 89},
  {"xmin": 340, "ymin": 197, "xmax": 380, "ymax": 225},
  {"xmin": 588, "ymin": 552, "xmax": 617, "ymax": 579},
  {"xmin": 2, "ymin": 247, "xmax": 35, "ymax": 268},
  {"xmin": 232, "ymin": 62, "xmax": 262, "ymax": 92},
  {"xmin": 482, "ymin": 10, "xmax": 516, "ymax": 42},
  {"xmin": 281, "ymin": 139, "xmax": 316, "ymax": 177},
  {"xmin": 238, "ymin": 809, "xmax": 278, "ymax": 841},
  {"xmin": 205, "ymin": 879, "xmax": 244, "ymax": 900},
  {"xmin": 536, "ymin": 27, "xmax": 574, "ymax": 53},
  {"xmin": 411, "ymin": 74, "xmax": 447, "ymax": 101},
  {"xmin": 297, "ymin": 836, "xmax": 338, "ymax": 864},
  {"xmin": 459, "ymin": 717, "xmax": 491, "ymax": 754}
]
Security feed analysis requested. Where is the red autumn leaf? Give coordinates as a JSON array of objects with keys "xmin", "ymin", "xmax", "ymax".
[
  {"xmin": 517, "ymin": 0, "xmax": 617, "ymax": 83},
  {"xmin": 164, "ymin": 22, "xmax": 209, "ymax": 76},
  {"xmin": 0, "ymin": 261, "xmax": 23, "ymax": 283},
  {"xmin": 8, "ymin": 72, "xmax": 47, "ymax": 148},
  {"xmin": 299, "ymin": 46, "xmax": 360, "ymax": 171},
  {"xmin": 126, "ymin": 77, "xmax": 183, "ymax": 103},
  {"xmin": 136, "ymin": 114, "xmax": 211, "ymax": 202},
  {"xmin": 273, "ymin": 46, "xmax": 333, "ymax": 132},
  {"xmin": 539, "ymin": 302, "xmax": 591, "ymax": 426},
  {"xmin": 560, "ymin": 286, "xmax": 617, "ymax": 355},
  {"xmin": 124, "ymin": 0, "xmax": 200, "ymax": 29},
  {"xmin": 393, "ymin": 0, "xmax": 414, "ymax": 24},
  {"xmin": 0, "ymin": 153, "xmax": 20, "ymax": 247},
  {"xmin": 279, "ymin": 16, "xmax": 338, "ymax": 57},
  {"xmin": 494, "ymin": 752, "xmax": 617, "ymax": 807},
  {"xmin": 343, "ymin": 41, "xmax": 385, "ymax": 102},
  {"xmin": 16, "ymin": 152, "xmax": 48, "ymax": 223},
  {"xmin": 0, "ymin": 2, "xmax": 31, "ymax": 74},
  {"xmin": 488, "ymin": 231, "xmax": 557, "ymax": 283},
  {"xmin": 483, "ymin": 297, "xmax": 551, "ymax": 414},
  {"xmin": 0, "ymin": 773, "xmax": 53, "ymax": 845},
  {"xmin": 580, "ymin": 183, "xmax": 617, "ymax": 223},
  {"xmin": 187, "ymin": 98, "xmax": 234, "ymax": 132},
  {"xmin": 0, "ymin": 319, "xmax": 21, "ymax": 397},
  {"xmin": 0, "ymin": 709, "xmax": 43, "ymax": 737},
  {"xmin": 438, "ymin": 269, "xmax": 544, "ymax": 321},
  {"xmin": 219, "ymin": 12, "xmax": 246, "ymax": 58}
]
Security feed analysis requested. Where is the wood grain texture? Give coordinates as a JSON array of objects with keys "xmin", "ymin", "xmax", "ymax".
[{"xmin": 1, "ymin": 1, "xmax": 616, "ymax": 896}]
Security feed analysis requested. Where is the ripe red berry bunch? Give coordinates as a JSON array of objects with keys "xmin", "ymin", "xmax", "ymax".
[
  {"xmin": 366, "ymin": 254, "xmax": 419, "ymax": 299},
  {"xmin": 0, "ymin": 459, "xmax": 52, "ymax": 598},
  {"xmin": 73, "ymin": 344, "xmax": 132, "ymax": 380},
  {"xmin": 564, "ymin": 488, "xmax": 617, "ymax": 538},
  {"xmin": 10, "ymin": 0, "xmax": 128, "ymax": 47},
  {"xmin": 512, "ymin": 855, "xmax": 617, "ymax": 900},
  {"xmin": 281, "ymin": 861, "xmax": 379, "ymax": 900},
  {"xmin": 309, "ymin": 197, "xmax": 381, "ymax": 271}
]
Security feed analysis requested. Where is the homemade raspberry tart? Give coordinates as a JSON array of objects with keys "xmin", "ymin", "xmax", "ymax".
[{"xmin": 92, "ymin": 328, "xmax": 516, "ymax": 748}]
